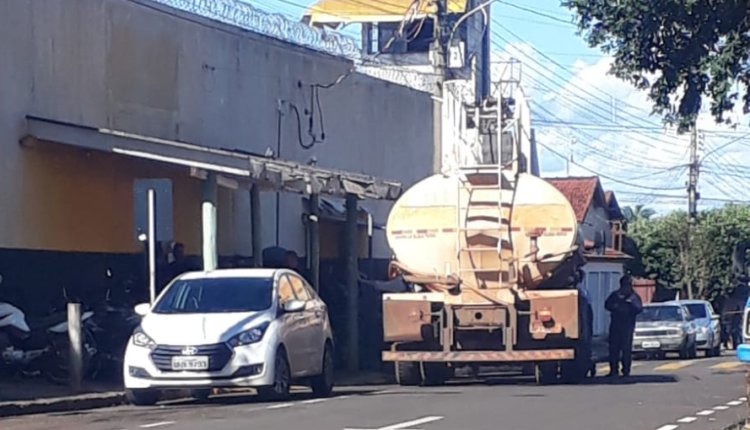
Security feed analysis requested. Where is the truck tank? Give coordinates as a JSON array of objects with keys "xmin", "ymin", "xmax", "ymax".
[{"xmin": 380, "ymin": 167, "xmax": 592, "ymax": 386}]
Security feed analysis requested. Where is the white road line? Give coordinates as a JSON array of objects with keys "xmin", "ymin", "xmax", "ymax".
[
  {"xmin": 301, "ymin": 398, "xmax": 328, "ymax": 404},
  {"xmin": 383, "ymin": 416, "xmax": 444, "ymax": 430},
  {"xmin": 656, "ymin": 425, "xmax": 679, "ymax": 430},
  {"xmin": 728, "ymin": 400, "xmax": 744, "ymax": 406},
  {"xmin": 714, "ymin": 405, "xmax": 729, "ymax": 411},
  {"xmin": 267, "ymin": 403, "xmax": 293, "ymax": 409},
  {"xmin": 742, "ymin": 397, "xmax": 748, "ymax": 401},
  {"xmin": 677, "ymin": 417, "xmax": 697, "ymax": 423},
  {"xmin": 344, "ymin": 416, "xmax": 444, "ymax": 430},
  {"xmin": 696, "ymin": 410, "xmax": 715, "ymax": 416},
  {"xmin": 140, "ymin": 422, "xmax": 175, "ymax": 429}
]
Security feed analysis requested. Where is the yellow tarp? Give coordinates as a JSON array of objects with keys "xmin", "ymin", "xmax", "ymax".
[{"xmin": 303, "ymin": 0, "xmax": 469, "ymax": 26}]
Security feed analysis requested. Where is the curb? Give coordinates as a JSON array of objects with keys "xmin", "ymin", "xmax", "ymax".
[
  {"xmin": 0, "ymin": 392, "xmax": 127, "ymax": 418},
  {"xmin": 0, "ymin": 390, "xmax": 190, "ymax": 418}
]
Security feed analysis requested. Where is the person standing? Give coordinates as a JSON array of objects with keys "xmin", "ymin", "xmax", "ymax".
[{"xmin": 605, "ymin": 275, "xmax": 643, "ymax": 377}]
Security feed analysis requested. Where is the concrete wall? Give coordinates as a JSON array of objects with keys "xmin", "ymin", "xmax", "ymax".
[
  {"xmin": 581, "ymin": 205, "xmax": 614, "ymax": 249},
  {"xmin": 0, "ymin": 0, "xmax": 434, "ymax": 308},
  {"xmin": 0, "ymin": 0, "xmax": 433, "ymax": 257}
]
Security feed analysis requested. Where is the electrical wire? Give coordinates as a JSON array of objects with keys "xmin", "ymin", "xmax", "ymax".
[
  {"xmin": 495, "ymin": 0, "xmax": 575, "ymax": 26},
  {"xmin": 539, "ymin": 142, "xmax": 686, "ymax": 191}
]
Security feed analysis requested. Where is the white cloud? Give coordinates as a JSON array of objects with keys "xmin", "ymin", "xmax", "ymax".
[{"xmin": 491, "ymin": 42, "xmax": 750, "ymax": 214}]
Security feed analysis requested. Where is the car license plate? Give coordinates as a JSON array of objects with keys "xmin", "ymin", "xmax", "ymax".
[
  {"xmin": 642, "ymin": 341, "xmax": 661, "ymax": 349},
  {"xmin": 171, "ymin": 356, "xmax": 209, "ymax": 371}
]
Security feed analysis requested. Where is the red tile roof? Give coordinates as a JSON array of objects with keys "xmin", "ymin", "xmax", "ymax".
[{"xmin": 546, "ymin": 177, "xmax": 600, "ymax": 222}]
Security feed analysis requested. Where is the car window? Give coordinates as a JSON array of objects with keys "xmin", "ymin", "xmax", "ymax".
[
  {"xmin": 289, "ymin": 274, "xmax": 310, "ymax": 301},
  {"xmin": 278, "ymin": 275, "xmax": 297, "ymax": 305},
  {"xmin": 637, "ymin": 305, "xmax": 684, "ymax": 322},
  {"xmin": 685, "ymin": 303, "xmax": 707, "ymax": 320},
  {"xmin": 152, "ymin": 277, "xmax": 273, "ymax": 314}
]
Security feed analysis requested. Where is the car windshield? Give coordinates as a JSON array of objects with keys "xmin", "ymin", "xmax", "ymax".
[
  {"xmin": 637, "ymin": 305, "xmax": 684, "ymax": 322},
  {"xmin": 152, "ymin": 277, "xmax": 273, "ymax": 314},
  {"xmin": 684, "ymin": 303, "xmax": 707, "ymax": 320}
]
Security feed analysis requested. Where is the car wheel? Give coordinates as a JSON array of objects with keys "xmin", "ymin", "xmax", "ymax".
[
  {"xmin": 258, "ymin": 349, "xmax": 291, "ymax": 401},
  {"xmin": 311, "ymin": 344, "xmax": 334, "ymax": 398},
  {"xmin": 126, "ymin": 389, "xmax": 159, "ymax": 406},
  {"xmin": 689, "ymin": 342, "xmax": 698, "ymax": 359},
  {"xmin": 711, "ymin": 343, "xmax": 722, "ymax": 357},
  {"xmin": 191, "ymin": 389, "xmax": 211, "ymax": 402}
]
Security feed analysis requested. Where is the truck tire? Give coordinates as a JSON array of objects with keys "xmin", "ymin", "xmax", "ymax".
[
  {"xmin": 421, "ymin": 362, "xmax": 453, "ymax": 386},
  {"xmin": 561, "ymin": 302, "xmax": 594, "ymax": 384},
  {"xmin": 395, "ymin": 361, "xmax": 420, "ymax": 386},
  {"xmin": 535, "ymin": 362, "xmax": 558, "ymax": 385}
]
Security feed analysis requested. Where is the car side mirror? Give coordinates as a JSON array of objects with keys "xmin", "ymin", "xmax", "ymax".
[
  {"xmin": 712, "ymin": 315, "xmax": 720, "ymax": 321},
  {"xmin": 134, "ymin": 303, "xmax": 151, "ymax": 316},
  {"xmin": 283, "ymin": 300, "xmax": 306, "ymax": 313}
]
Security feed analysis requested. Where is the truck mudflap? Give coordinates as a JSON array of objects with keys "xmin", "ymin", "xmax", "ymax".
[{"xmin": 382, "ymin": 349, "xmax": 575, "ymax": 362}]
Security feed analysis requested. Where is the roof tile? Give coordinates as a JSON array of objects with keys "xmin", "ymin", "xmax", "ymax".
[{"xmin": 545, "ymin": 177, "xmax": 599, "ymax": 222}]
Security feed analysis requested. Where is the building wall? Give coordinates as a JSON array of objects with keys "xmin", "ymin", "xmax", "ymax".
[
  {"xmin": 0, "ymin": 0, "xmax": 434, "ymax": 309},
  {"xmin": 581, "ymin": 204, "xmax": 614, "ymax": 249}
]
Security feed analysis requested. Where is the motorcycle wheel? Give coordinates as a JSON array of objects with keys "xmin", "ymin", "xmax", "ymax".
[{"xmin": 44, "ymin": 329, "xmax": 99, "ymax": 385}]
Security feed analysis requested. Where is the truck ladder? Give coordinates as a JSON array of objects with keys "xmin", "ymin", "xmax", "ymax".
[{"xmin": 456, "ymin": 166, "xmax": 516, "ymax": 289}]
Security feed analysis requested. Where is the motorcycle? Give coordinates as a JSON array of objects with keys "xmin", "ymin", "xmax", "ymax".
[
  {"xmin": 88, "ymin": 286, "xmax": 141, "ymax": 382},
  {"xmin": 0, "ymin": 301, "xmax": 98, "ymax": 384}
]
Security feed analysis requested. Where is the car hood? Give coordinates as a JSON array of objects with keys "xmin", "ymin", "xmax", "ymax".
[
  {"xmin": 636, "ymin": 321, "xmax": 684, "ymax": 329},
  {"xmin": 140, "ymin": 311, "xmax": 271, "ymax": 345}
]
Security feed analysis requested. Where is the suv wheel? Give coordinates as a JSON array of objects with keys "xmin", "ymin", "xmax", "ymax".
[
  {"xmin": 311, "ymin": 344, "xmax": 334, "ymax": 397},
  {"xmin": 258, "ymin": 349, "xmax": 291, "ymax": 401}
]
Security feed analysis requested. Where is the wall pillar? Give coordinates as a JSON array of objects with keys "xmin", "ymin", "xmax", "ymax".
[
  {"xmin": 345, "ymin": 193, "xmax": 359, "ymax": 371},
  {"xmin": 202, "ymin": 172, "xmax": 218, "ymax": 271},
  {"xmin": 250, "ymin": 184, "xmax": 263, "ymax": 268},
  {"xmin": 309, "ymin": 192, "xmax": 320, "ymax": 291}
]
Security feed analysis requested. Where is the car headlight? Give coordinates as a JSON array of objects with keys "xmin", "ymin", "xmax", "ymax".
[
  {"xmin": 132, "ymin": 327, "xmax": 156, "ymax": 350},
  {"xmin": 228, "ymin": 322, "xmax": 270, "ymax": 348}
]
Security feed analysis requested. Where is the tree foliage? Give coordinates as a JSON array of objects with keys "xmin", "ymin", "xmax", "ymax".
[
  {"xmin": 564, "ymin": 0, "xmax": 750, "ymax": 130},
  {"xmin": 629, "ymin": 205, "xmax": 750, "ymax": 300},
  {"xmin": 623, "ymin": 205, "xmax": 655, "ymax": 223}
]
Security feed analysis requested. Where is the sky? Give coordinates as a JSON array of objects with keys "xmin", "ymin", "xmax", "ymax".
[{"xmin": 245, "ymin": 0, "xmax": 750, "ymax": 215}]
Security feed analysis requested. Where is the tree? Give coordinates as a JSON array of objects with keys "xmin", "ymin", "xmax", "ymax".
[
  {"xmin": 623, "ymin": 205, "xmax": 655, "ymax": 224},
  {"xmin": 629, "ymin": 205, "xmax": 750, "ymax": 300},
  {"xmin": 564, "ymin": 1, "xmax": 750, "ymax": 130}
]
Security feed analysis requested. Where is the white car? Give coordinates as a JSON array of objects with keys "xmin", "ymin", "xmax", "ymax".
[{"xmin": 123, "ymin": 269, "xmax": 334, "ymax": 405}]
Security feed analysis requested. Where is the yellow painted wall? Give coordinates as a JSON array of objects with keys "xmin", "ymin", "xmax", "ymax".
[{"xmin": 14, "ymin": 142, "xmax": 236, "ymax": 256}]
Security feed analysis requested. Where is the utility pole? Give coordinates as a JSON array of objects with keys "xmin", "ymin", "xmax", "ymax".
[
  {"xmin": 429, "ymin": 0, "xmax": 447, "ymax": 174},
  {"xmin": 688, "ymin": 126, "xmax": 699, "ymax": 224},
  {"xmin": 685, "ymin": 126, "xmax": 700, "ymax": 299}
]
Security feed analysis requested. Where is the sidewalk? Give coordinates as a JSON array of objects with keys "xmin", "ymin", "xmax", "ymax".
[{"xmin": 0, "ymin": 371, "xmax": 393, "ymax": 418}]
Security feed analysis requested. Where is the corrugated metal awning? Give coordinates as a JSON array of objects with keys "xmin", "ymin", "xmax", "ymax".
[
  {"xmin": 22, "ymin": 115, "xmax": 402, "ymax": 201},
  {"xmin": 303, "ymin": 0, "xmax": 469, "ymax": 26}
]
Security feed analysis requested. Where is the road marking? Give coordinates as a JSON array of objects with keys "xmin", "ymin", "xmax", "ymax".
[
  {"xmin": 301, "ymin": 398, "xmax": 328, "ymax": 404},
  {"xmin": 741, "ymin": 397, "xmax": 748, "ymax": 401},
  {"xmin": 677, "ymin": 417, "xmax": 697, "ymax": 423},
  {"xmin": 714, "ymin": 405, "xmax": 730, "ymax": 411},
  {"xmin": 140, "ymin": 422, "xmax": 175, "ymax": 429},
  {"xmin": 344, "ymin": 416, "xmax": 444, "ymax": 430},
  {"xmin": 656, "ymin": 425, "xmax": 679, "ymax": 430},
  {"xmin": 710, "ymin": 361, "xmax": 744, "ymax": 370},
  {"xmin": 696, "ymin": 410, "xmax": 715, "ymax": 416},
  {"xmin": 267, "ymin": 403, "xmax": 293, "ymax": 409},
  {"xmin": 728, "ymin": 400, "xmax": 744, "ymax": 406},
  {"xmin": 654, "ymin": 361, "xmax": 693, "ymax": 372}
]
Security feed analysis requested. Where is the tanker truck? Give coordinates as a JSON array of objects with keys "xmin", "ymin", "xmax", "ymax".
[{"xmin": 380, "ymin": 165, "xmax": 593, "ymax": 385}]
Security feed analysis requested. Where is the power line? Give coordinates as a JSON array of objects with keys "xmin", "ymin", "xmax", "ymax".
[
  {"xmin": 495, "ymin": 0, "xmax": 574, "ymax": 26},
  {"xmin": 539, "ymin": 141, "xmax": 686, "ymax": 191}
]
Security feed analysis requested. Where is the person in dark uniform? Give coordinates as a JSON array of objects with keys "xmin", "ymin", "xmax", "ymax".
[{"xmin": 605, "ymin": 275, "xmax": 643, "ymax": 377}]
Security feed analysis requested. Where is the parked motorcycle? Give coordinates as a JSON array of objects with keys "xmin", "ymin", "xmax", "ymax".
[
  {"xmin": 88, "ymin": 286, "xmax": 141, "ymax": 382},
  {"xmin": 0, "ymin": 301, "xmax": 98, "ymax": 384}
]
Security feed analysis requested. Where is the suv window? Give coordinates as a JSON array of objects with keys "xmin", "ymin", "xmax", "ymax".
[
  {"xmin": 289, "ymin": 274, "xmax": 310, "ymax": 301},
  {"xmin": 278, "ymin": 275, "xmax": 296, "ymax": 305}
]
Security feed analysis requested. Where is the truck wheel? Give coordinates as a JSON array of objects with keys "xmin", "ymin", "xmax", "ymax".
[
  {"xmin": 535, "ymin": 362, "xmax": 558, "ymax": 385},
  {"xmin": 421, "ymin": 362, "xmax": 452, "ymax": 386},
  {"xmin": 560, "ymin": 356, "xmax": 589, "ymax": 384},
  {"xmin": 395, "ymin": 361, "xmax": 420, "ymax": 386}
]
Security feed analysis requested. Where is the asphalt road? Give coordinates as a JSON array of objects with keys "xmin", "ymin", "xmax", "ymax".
[{"xmin": 3, "ymin": 353, "xmax": 748, "ymax": 430}]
